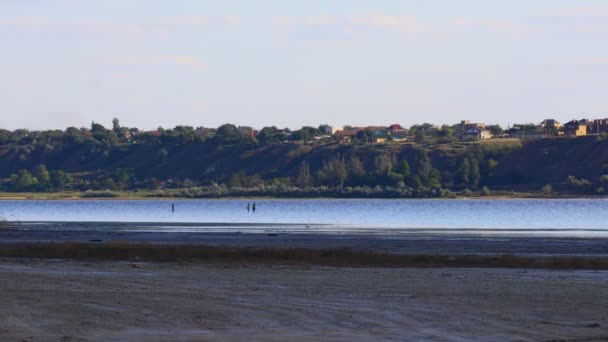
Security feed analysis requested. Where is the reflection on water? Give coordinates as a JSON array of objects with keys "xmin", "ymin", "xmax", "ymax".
[{"xmin": 1, "ymin": 199, "xmax": 608, "ymax": 235}]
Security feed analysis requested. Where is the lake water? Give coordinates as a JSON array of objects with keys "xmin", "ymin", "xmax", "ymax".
[{"xmin": 1, "ymin": 199, "xmax": 608, "ymax": 237}]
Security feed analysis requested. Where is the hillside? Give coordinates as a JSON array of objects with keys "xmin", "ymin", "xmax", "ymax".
[{"xmin": 1, "ymin": 135, "xmax": 607, "ymax": 197}]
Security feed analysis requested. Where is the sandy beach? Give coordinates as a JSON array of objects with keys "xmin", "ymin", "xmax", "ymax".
[{"xmin": 1, "ymin": 259, "xmax": 607, "ymax": 341}]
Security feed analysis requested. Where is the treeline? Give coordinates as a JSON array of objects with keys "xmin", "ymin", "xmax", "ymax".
[{"xmin": 1, "ymin": 121, "xmax": 608, "ymax": 197}]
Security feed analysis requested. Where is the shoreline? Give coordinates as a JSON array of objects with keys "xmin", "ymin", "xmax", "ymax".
[
  {"xmin": 2, "ymin": 222, "xmax": 608, "ymax": 269},
  {"xmin": 0, "ymin": 192, "xmax": 606, "ymax": 200}
]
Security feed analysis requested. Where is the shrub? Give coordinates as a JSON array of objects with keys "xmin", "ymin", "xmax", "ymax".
[
  {"xmin": 595, "ymin": 187, "xmax": 605, "ymax": 195},
  {"xmin": 481, "ymin": 186, "xmax": 491, "ymax": 196},
  {"xmin": 542, "ymin": 184, "xmax": 552, "ymax": 194},
  {"xmin": 600, "ymin": 175, "xmax": 608, "ymax": 183},
  {"xmin": 566, "ymin": 176, "xmax": 592, "ymax": 191}
]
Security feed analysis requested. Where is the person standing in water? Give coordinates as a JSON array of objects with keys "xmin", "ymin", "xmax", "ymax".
[
  {"xmin": 247, "ymin": 203, "xmax": 250, "ymax": 212},
  {"xmin": 171, "ymin": 203, "xmax": 175, "ymax": 213},
  {"xmin": 252, "ymin": 202, "xmax": 256, "ymax": 213}
]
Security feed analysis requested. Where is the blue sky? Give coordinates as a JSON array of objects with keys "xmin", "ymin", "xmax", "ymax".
[{"xmin": 1, "ymin": 0, "xmax": 607, "ymax": 130}]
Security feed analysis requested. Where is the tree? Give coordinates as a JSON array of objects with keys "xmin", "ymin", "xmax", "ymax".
[
  {"xmin": 295, "ymin": 161, "xmax": 312, "ymax": 187},
  {"xmin": 158, "ymin": 149, "xmax": 168, "ymax": 162},
  {"xmin": 215, "ymin": 124, "xmax": 241, "ymax": 144},
  {"xmin": 414, "ymin": 131, "xmax": 426, "ymax": 144},
  {"xmin": 10, "ymin": 169, "xmax": 38, "ymax": 191},
  {"xmin": 374, "ymin": 154, "xmax": 393, "ymax": 176},
  {"xmin": 488, "ymin": 125, "xmax": 503, "ymax": 137},
  {"xmin": 112, "ymin": 118, "xmax": 121, "ymax": 133},
  {"xmin": 469, "ymin": 158, "xmax": 480, "ymax": 188},
  {"xmin": 50, "ymin": 170, "xmax": 72, "ymax": 190},
  {"xmin": 456, "ymin": 158, "xmax": 470, "ymax": 187},
  {"xmin": 34, "ymin": 165, "xmax": 50, "ymax": 187},
  {"xmin": 258, "ymin": 127, "xmax": 280, "ymax": 145},
  {"xmin": 413, "ymin": 149, "xmax": 431, "ymax": 180},
  {"xmin": 349, "ymin": 156, "xmax": 366, "ymax": 177},
  {"xmin": 316, "ymin": 155, "xmax": 347, "ymax": 188},
  {"xmin": 65, "ymin": 127, "xmax": 84, "ymax": 144},
  {"xmin": 291, "ymin": 127, "xmax": 320, "ymax": 142},
  {"xmin": 396, "ymin": 160, "xmax": 411, "ymax": 178}
]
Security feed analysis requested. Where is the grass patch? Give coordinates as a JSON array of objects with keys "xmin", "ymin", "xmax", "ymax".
[
  {"xmin": 80, "ymin": 191, "xmax": 120, "ymax": 198},
  {"xmin": 1, "ymin": 243, "xmax": 608, "ymax": 270}
]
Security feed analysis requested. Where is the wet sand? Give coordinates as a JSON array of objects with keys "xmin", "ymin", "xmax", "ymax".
[
  {"xmin": 2, "ymin": 222, "xmax": 608, "ymax": 340},
  {"xmin": 3, "ymin": 221, "xmax": 608, "ymax": 257},
  {"xmin": 1, "ymin": 259, "xmax": 607, "ymax": 341}
]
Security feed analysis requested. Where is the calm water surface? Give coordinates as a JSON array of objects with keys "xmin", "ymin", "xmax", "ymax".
[{"xmin": 1, "ymin": 199, "xmax": 608, "ymax": 236}]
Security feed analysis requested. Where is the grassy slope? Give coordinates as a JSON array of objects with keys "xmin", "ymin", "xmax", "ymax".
[{"xmin": 0, "ymin": 137, "xmax": 606, "ymax": 193}]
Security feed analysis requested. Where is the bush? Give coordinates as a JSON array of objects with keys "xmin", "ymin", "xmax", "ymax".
[
  {"xmin": 595, "ymin": 187, "xmax": 605, "ymax": 195},
  {"xmin": 600, "ymin": 175, "xmax": 608, "ymax": 183},
  {"xmin": 542, "ymin": 184, "xmax": 552, "ymax": 194},
  {"xmin": 566, "ymin": 176, "xmax": 592, "ymax": 192},
  {"xmin": 481, "ymin": 186, "xmax": 491, "ymax": 196}
]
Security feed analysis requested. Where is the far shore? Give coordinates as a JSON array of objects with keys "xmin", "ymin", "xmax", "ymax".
[{"xmin": 0, "ymin": 191, "xmax": 604, "ymax": 201}]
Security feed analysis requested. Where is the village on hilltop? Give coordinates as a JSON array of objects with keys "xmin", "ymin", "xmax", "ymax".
[{"xmin": 185, "ymin": 117, "xmax": 608, "ymax": 145}]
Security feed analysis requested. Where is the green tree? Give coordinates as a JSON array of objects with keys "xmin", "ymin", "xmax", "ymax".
[
  {"xmin": 316, "ymin": 155, "xmax": 348, "ymax": 188},
  {"xmin": 258, "ymin": 127, "xmax": 280, "ymax": 145},
  {"xmin": 374, "ymin": 154, "xmax": 393, "ymax": 176},
  {"xmin": 10, "ymin": 169, "xmax": 38, "ymax": 191},
  {"xmin": 215, "ymin": 124, "xmax": 241, "ymax": 144},
  {"xmin": 469, "ymin": 158, "xmax": 480, "ymax": 188},
  {"xmin": 112, "ymin": 118, "xmax": 121, "ymax": 133},
  {"xmin": 349, "ymin": 156, "xmax": 366, "ymax": 177},
  {"xmin": 488, "ymin": 125, "xmax": 503, "ymax": 137},
  {"xmin": 50, "ymin": 170, "xmax": 72, "ymax": 190},
  {"xmin": 396, "ymin": 160, "xmax": 411, "ymax": 178},
  {"xmin": 34, "ymin": 165, "xmax": 50, "ymax": 184},
  {"xmin": 456, "ymin": 158, "xmax": 470, "ymax": 187},
  {"xmin": 295, "ymin": 161, "xmax": 312, "ymax": 187},
  {"xmin": 413, "ymin": 149, "xmax": 431, "ymax": 181}
]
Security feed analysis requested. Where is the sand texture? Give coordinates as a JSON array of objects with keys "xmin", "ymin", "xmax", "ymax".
[{"xmin": 1, "ymin": 260, "xmax": 607, "ymax": 341}]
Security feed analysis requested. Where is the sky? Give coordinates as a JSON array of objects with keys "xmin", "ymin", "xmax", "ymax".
[{"xmin": 1, "ymin": 0, "xmax": 607, "ymax": 130}]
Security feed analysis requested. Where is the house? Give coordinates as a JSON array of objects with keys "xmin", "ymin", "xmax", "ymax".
[
  {"xmin": 460, "ymin": 120, "xmax": 486, "ymax": 129},
  {"xmin": 458, "ymin": 120, "xmax": 487, "ymax": 140},
  {"xmin": 588, "ymin": 119, "xmax": 608, "ymax": 135},
  {"xmin": 196, "ymin": 127, "xmax": 216, "ymax": 137},
  {"xmin": 388, "ymin": 124, "xmax": 407, "ymax": 134},
  {"xmin": 372, "ymin": 136, "xmax": 387, "ymax": 143},
  {"xmin": 564, "ymin": 120, "xmax": 588, "ymax": 136},
  {"xmin": 465, "ymin": 127, "xmax": 492, "ymax": 140},
  {"xmin": 238, "ymin": 126, "xmax": 257, "ymax": 137},
  {"xmin": 539, "ymin": 119, "xmax": 562, "ymax": 129},
  {"xmin": 320, "ymin": 125, "xmax": 344, "ymax": 135},
  {"xmin": 333, "ymin": 130, "xmax": 356, "ymax": 143}
]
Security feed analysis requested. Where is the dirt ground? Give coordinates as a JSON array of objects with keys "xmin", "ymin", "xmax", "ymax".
[{"xmin": 1, "ymin": 260, "xmax": 607, "ymax": 341}]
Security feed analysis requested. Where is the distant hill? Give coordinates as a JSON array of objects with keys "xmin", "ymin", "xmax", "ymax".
[{"xmin": 1, "ymin": 134, "xmax": 607, "ymax": 197}]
